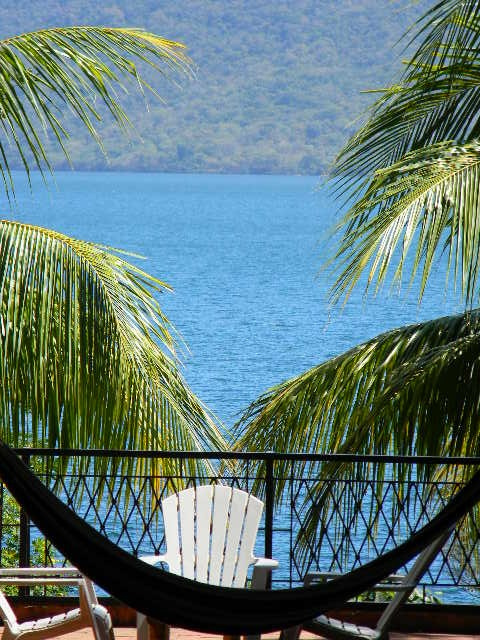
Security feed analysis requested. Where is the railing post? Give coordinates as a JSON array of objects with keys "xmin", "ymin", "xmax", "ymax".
[
  {"xmin": 264, "ymin": 455, "xmax": 274, "ymax": 589},
  {"xmin": 19, "ymin": 453, "xmax": 31, "ymax": 596}
]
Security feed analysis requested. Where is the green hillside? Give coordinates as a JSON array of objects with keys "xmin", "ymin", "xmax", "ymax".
[{"xmin": 0, "ymin": 1, "xmax": 425, "ymax": 175}]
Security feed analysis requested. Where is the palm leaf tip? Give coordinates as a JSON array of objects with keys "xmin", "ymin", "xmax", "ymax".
[{"xmin": 0, "ymin": 26, "xmax": 193, "ymax": 197}]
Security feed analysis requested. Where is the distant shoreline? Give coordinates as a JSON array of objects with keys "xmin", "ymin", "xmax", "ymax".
[{"xmin": 9, "ymin": 167, "xmax": 327, "ymax": 179}]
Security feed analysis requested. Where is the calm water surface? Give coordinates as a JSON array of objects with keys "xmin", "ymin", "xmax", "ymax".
[{"xmin": 9, "ymin": 171, "xmax": 463, "ymax": 429}]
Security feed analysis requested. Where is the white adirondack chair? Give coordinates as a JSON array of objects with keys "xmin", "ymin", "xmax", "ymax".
[
  {"xmin": 0, "ymin": 567, "xmax": 113, "ymax": 640},
  {"xmin": 136, "ymin": 484, "xmax": 278, "ymax": 640}
]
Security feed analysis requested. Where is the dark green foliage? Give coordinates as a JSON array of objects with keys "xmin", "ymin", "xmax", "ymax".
[
  {"xmin": 0, "ymin": 488, "xmax": 67, "ymax": 596},
  {"xmin": 0, "ymin": 0, "xmax": 425, "ymax": 175}
]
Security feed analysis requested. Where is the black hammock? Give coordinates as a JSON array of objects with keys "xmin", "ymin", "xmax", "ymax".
[{"xmin": 0, "ymin": 442, "xmax": 479, "ymax": 635}]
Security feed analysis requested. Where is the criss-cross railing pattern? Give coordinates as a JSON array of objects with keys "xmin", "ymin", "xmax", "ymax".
[
  {"xmin": 289, "ymin": 475, "xmax": 480, "ymax": 601},
  {"xmin": 1, "ymin": 450, "xmax": 480, "ymax": 604}
]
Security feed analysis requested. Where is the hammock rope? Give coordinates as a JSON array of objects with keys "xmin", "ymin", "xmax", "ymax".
[{"xmin": 0, "ymin": 442, "xmax": 478, "ymax": 634}]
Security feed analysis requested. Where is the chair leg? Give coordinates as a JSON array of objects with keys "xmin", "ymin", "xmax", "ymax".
[
  {"xmin": 137, "ymin": 613, "xmax": 149, "ymax": 640},
  {"xmin": 279, "ymin": 625, "xmax": 302, "ymax": 640},
  {"xmin": 137, "ymin": 617, "xmax": 169, "ymax": 640}
]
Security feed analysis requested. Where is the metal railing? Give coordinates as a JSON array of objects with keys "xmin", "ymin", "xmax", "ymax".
[{"xmin": 3, "ymin": 449, "xmax": 480, "ymax": 604}]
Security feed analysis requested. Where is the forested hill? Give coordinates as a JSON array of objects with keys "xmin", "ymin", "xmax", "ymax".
[{"xmin": 0, "ymin": 1, "xmax": 424, "ymax": 175}]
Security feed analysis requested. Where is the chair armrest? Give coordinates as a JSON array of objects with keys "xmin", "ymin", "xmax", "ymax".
[
  {"xmin": 139, "ymin": 554, "xmax": 169, "ymax": 569},
  {"xmin": 0, "ymin": 567, "xmax": 82, "ymax": 577},
  {"xmin": 304, "ymin": 571, "xmax": 337, "ymax": 586},
  {"xmin": 253, "ymin": 557, "xmax": 279, "ymax": 570},
  {"xmin": 304, "ymin": 571, "xmax": 411, "ymax": 590},
  {"xmin": 251, "ymin": 557, "xmax": 278, "ymax": 590},
  {"xmin": 0, "ymin": 577, "xmax": 85, "ymax": 586}
]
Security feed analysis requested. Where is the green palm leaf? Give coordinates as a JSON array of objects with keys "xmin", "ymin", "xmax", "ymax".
[
  {"xmin": 0, "ymin": 27, "xmax": 190, "ymax": 196},
  {"xmin": 0, "ymin": 220, "xmax": 228, "ymax": 482},
  {"xmin": 334, "ymin": 0, "xmax": 480, "ymax": 194},
  {"xmin": 235, "ymin": 308, "xmax": 480, "ymax": 565},
  {"xmin": 236, "ymin": 308, "xmax": 480, "ymax": 463},
  {"xmin": 332, "ymin": 140, "xmax": 480, "ymax": 305}
]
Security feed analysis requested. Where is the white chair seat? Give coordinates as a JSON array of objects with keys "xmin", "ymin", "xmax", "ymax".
[
  {"xmin": 0, "ymin": 568, "xmax": 113, "ymax": 640},
  {"xmin": 18, "ymin": 608, "xmax": 82, "ymax": 632},
  {"xmin": 308, "ymin": 615, "xmax": 382, "ymax": 640}
]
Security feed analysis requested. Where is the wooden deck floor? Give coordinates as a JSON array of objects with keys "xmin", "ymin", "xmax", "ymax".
[{"xmin": 15, "ymin": 628, "xmax": 478, "ymax": 640}]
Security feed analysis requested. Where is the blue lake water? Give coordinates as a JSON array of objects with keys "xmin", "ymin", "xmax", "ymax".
[
  {"xmin": 8, "ymin": 171, "xmax": 472, "ymax": 600},
  {"xmin": 8, "ymin": 171, "xmax": 463, "ymax": 430}
]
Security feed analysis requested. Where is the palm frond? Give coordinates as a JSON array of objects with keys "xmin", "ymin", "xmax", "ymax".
[
  {"xmin": 0, "ymin": 220, "xmax": 228, "ymax": 483},
  {"xmin": 0, "ymin": 27, "xmax": 191, "ymax": 197},
  {"xmin": 234, "ymin": 308, "xmax": 480, "ymax": 565},
  {"xmin": 334, "ymin": 0, "xmax": 480, "ymax": 194},
  {"xmin": 331, "ymin": 140, "xmax": 480, "ymax": 305},
  {"xmin": 289, "ymin": 0, "xmax": 480, "ymax": 576},
  {"xmin": 236, "ymin": 308, "xmax": 480, "ymax": 461}
]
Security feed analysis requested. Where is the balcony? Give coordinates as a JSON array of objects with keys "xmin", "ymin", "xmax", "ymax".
[{"xmin": 2, "ymin": 449, "xmax": 480, "ymax": 637}]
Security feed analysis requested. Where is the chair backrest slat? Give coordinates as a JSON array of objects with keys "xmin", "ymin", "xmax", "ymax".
[
  {"xmin": 195, "ymin": 485, "xmax": 214, "ymax": 582},
  {"xmin": 0, "ymin": 590, "xmax": 18, "ymax": 632},
  {"xmin": 162, "ymin": 493, "xmax": 182, "ymax": 574},
  {"xmin": 221, "ymin": 489, "xmax": 248, "ymax": 586},
  {"xmin": 377, "ymin": 527, "xmax": 454, "ymax": 633},
  {"xmin": 179, "ymin": 488, "xmax": 195, "ymax": 580},
  {"xmin": 234, "ymin": 495, "xmax": 264, "ymax": 587},
  {"xmin": 209, "ymin": 485, "xmax": 232, "ymax": 584}
]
